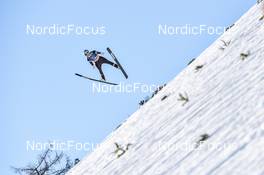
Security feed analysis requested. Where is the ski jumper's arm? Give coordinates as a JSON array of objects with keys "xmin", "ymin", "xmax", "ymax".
[
  {"xmin": 93, "ymin": 50, "xmax": 102, "ymax": 54},
  {"xmin": 95, "ymin": 51, "xmax": 105, "ymax": 56},
  {"xmin": 89, "ymin": 61, "xmax": 95, "ymax": 66},
  {"xmin": 87, "ymin": 55, "xmax": 96, "ymax": 68}
]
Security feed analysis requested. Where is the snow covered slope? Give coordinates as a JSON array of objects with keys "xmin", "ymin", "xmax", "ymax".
[{"xmin": 68, "ymin": 3, "xmax": 264, "ymax": 175}]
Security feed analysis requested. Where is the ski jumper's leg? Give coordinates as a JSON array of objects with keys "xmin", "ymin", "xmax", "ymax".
[
  {"xmin": 100, "ymin": 56, "xmax": 119, "ymax": 68},
  {"xmin": 95, "ymin": 60, "xmax": 106, "ymax": 80}
]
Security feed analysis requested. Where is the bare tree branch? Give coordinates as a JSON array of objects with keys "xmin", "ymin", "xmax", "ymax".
[{"xmin": 12, "ymin": 149, "xmax": 77, "ymax": 175}]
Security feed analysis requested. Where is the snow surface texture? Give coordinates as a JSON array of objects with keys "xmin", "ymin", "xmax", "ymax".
[{"xmin": 68, "ymin": 4, "xmax": 264, "ymax": 175}]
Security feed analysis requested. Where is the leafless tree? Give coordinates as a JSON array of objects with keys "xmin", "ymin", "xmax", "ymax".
[{"xmin": 12, "ymin": 149, "xmax": 73, "ymax": 175}]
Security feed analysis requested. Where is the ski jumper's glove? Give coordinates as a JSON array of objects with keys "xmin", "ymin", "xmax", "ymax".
[{"xmin": 90, "ymin": 61, "xmax": 96, "ymax": 69}]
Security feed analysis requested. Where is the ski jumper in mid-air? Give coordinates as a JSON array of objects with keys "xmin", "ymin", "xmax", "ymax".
[{"xmin": 84, "ymin": 50, "xmax": 119, "ymax": 81}]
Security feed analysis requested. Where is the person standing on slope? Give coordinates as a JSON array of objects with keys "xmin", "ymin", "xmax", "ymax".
[{"xmin": 84, "ymin": 49, "xmax": 119, "ymax": 81}]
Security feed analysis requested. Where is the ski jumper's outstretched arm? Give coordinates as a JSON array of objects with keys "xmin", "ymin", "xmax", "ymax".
[{"xmin": 89, "ymin": 61, "xmax": 95, "ymax": 67}]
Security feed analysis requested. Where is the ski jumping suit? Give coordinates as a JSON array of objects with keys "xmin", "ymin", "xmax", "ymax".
[{"xmin": 87, "ymin": 50, "xmax": 118, "ymax": 80}]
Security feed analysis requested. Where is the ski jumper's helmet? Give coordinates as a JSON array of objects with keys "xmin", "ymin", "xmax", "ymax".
[{"xmin": 84, "ymin": 50, "xmax": 89, "ymax": 56}]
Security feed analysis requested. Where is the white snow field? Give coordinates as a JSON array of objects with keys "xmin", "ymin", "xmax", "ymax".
[{"xmin": 68, "ymin": 3, "xmax": 264, "ymax": 175}]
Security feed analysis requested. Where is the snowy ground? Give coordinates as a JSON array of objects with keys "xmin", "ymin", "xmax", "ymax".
[{"xmin": 67, "ymin": 3, "xmax": 264, "ymax": 175}]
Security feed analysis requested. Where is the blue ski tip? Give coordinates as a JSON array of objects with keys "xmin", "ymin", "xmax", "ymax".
[
  {"xmin": 75, "ymin": 73, "xmax": 82, "ymax": 77},
  {"xmin": 107, "ymin": 47, "xmax": 112, "ymax": 53}
]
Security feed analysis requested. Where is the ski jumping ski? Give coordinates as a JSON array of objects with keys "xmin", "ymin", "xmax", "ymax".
[
  {"xmin": 107, "ymin": 47, "xmax": 128, "ymax": 79},
  {"xmin": 75, "ymin": 73, "xmax": 118, "ymax": 85}
]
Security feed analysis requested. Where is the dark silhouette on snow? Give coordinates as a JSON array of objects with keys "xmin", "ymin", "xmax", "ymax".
[
  {"xmin": 188, "ymin": 58, "xmax": 196, "ymax": 65},
  {"xmin": 219, "ymin": 40, "xmax": 231, "ymax": 50},
  {"xmin": 225, "ymin": 24, "xmax": 235, "ymax": 31},
  {"xmin": 177, "ymin": 92, "xmax": 189, "ymax": 106},
  {"xmin": 240, "ymin": 51, "xmax": 250, "ymax": 60},
  {"xmin": 195, "ymin": 65, "xmax": 204, "ymax": 72},
  {"xmin": 139, "ymin": 84, "xmax": 166, "ymax": 106},
  {"xmin": 161, "ymin": 95, "xmax": 168, "ymax": 101},
  {"xmin": 113, "ymin": 142, "xmax": 132, "ymax": 158},
  {"xmin": 195, "ymin": 134, "xmax": 210, "ymax": 148}
]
